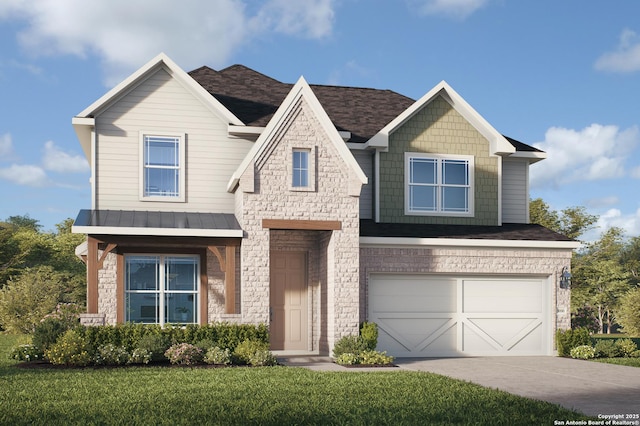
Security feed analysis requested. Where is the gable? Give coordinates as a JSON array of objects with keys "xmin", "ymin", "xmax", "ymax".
[
  {"xmin": 229, "ymin": 77, "xmax": 367, "ymax": 195},
  {"xmin": 379, "ymin": 94, "xmax": 500, "ymax": 226}
]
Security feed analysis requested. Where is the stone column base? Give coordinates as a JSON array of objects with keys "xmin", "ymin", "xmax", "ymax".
[{"xmin": 79, "ymin": 313, "xmax": 106, "ymax": 326}]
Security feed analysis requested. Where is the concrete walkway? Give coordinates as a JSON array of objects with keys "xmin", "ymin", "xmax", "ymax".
[
  {"xmin": 279, "ymin": 356, "xmax": 640, "ymax": 417},
  {"xmin": 395, "ymin": 357, "xmax": 640, "ymax": 417}
]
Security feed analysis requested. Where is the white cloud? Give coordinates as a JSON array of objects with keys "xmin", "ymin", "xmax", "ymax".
[
  {"xmin": 0, "ymin": 164, "xmax": 49, "ymax": 187},
  {"xmin": 594, "ymin": 29, "xmax": 640, "ymax": 73},
  {"xmin": 591, "ymin": 208, "xmax": 640, "ymax": 241},
  {"xmin": 530, "ymin": 124, "xmax": 640, "ymax": 188},
  {"xmin": 586, "ymin": 196, "xmax": 619, "ymax": 209},
  {"xmin": 413, "ymin": 0, "xmax": 489, "ymax": 19},
  {"xmin": 0, "ymin": 133, "xmax": 13, "ymax": 157},
  {"xmin": 250, "ymin": 0, "xmax": 335, "ymax": 39},
  {"xmin": 42, "ymin": 141, "xmax": 89, "ymax": 173},
  {"xmin": 0, "ymin": 0, "xmax": 337, "ymax": 86}
]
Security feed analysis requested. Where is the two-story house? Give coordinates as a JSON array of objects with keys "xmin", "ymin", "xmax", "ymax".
[{"xmin": 72, "ymin": 53, "xmax": 578, "ymax": 357}]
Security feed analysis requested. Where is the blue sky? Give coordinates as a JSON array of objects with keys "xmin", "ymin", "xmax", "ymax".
[{"xmin": 1, "ymin": 0, "xmax": 639, "ymax": 241}]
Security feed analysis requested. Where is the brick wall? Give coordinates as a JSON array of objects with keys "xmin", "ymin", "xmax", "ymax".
[{"xmin": 238, "ymin": 97, "xmax": 361, "ymax": 352}]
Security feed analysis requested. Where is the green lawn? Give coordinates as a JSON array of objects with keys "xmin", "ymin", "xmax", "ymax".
[
  {"xmin": 0, "ymin": 334, "xmax": 589, "ymax": 425},
  {"xmin": 593, "ymin": 357, "xmax": 640, "ymax": 367}
]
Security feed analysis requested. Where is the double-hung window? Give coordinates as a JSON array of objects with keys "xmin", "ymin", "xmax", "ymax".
[
  {"xmin": 140, "ymin": 133, "xmax": 185, "ymax": 201},
  {"xmin": 405, "ymin": 153, "xmax": 474, "ymax": 215},
  {"xmin": 292, "ymin": 149, "xmax": 309, "ymax": 187},
  {"xmin": 125, "ymin": 255, "xmax": 199, "ymax": 325}
]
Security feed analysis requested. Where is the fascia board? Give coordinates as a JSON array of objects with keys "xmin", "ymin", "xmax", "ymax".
[
  {"xmin": 71, "ymin": 225, "xmax": 243, "ymax": 238},
  {"xmin": 72, "ymin": 117, "xmax": 95, "ymax": 161},
  {"xmin": 227, "ymin": 76, "xmax": 368, "ymax": 192},
  {"xmin": 508, "ymin": 151, "xmax": 547, "ymax": 163},
  {"xmin": 75, "ymin": 53, "xmax": 243, "ymax": 126},
  {"xmin": 359, "ymin": 236, "xmax": 581, "ymax": 250}
]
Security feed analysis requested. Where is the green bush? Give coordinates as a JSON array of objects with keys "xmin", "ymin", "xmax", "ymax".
[
  {"xmin": 136, "ymin": 334, "xmax": 171, "ymax": 362},
  {"xmin": 204, "ymin": 346, "xmax": 231, "ymax": 365},
  {"xmin": 359, "ymin": 322, "xmax": 378, "ymax": 351},
  {"xmin": 360, "ymin": 350, "xmax": 394, "ymax": 365},
  {"xmin": 128, "ymin": 347, "xmax": 152, "ymax": 365},
  {"xmin": 9, "ymin": 344, "xmax": 43, "ymax": 362},
  {"xmin": 617, "ymin": 289, "xmax": 640, "ymax": 336},
  {"xmin": 232, "ymin": 339, "xmax": 270, "ymax": 365},
  {"xmin": 615, "ymin": 338, "xmax": 638, "ymax": 357},
  {"xmin": 45, "ymin": 329, "xmax": 92, "ymax": 366},
  {"xmin": 32, "ymin": 317, "xmax": 71, "ymax": 353},
  {"xmin": 332, "ymin": 335, "xmax": 367, "ymax": 358},
  {"xmin": 335, "ymin": 353, "xmax": 359, "ymax": 365},
  {"xmin": 594, "ymin": 340, "xmax": 620, "ymax": 358},
  {"xmin": 556, "ymin": 327, "xmax": 592, "ymax": 357},
  {"xmin": 570, "ymin": 345, "xmax": 595, "ymax": 360},
  {"xmin": 164, "ymin": 343, "xmax": 203, "ymax": 366},
  {"xmin": 95, "ymin": 344, "xmax": 130, "ymax": 366},
  {"xmin": 248, "ymin": 349, "xmax": 277, "ymax": 366}
]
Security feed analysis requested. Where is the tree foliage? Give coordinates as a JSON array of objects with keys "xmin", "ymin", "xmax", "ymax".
[
  {"xmin": 616, "ymin": 288, "xmax": 640, "ymax": 336},
  {"xmin": 0, "ymin": 215, "xmax": 86, "ymax": 330},
  {"xmin": 529, "ymin": 198, "xmax": 597, "ymax": 240},
  {"xmin": 0, "ymin": 266, "xmax": 68, "ymax": 333},
  {"xmin": 571, "ymin": 227, "xmax": 633, "ymax": 334}
]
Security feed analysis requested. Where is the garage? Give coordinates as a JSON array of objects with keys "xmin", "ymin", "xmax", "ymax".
[{"xmin": 368, "ymin": 274, "xmax": 551, "ymax": 357}]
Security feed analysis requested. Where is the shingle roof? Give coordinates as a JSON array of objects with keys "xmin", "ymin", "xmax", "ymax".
[
  {"xmin": 360, "ymin": 220, "xmax": 574, "ymax": 242},
  {"xmin": 189, "ymin": 64, "xmax": 538, "ymax": 149}
]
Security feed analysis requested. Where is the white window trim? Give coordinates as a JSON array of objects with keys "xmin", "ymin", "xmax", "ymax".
[
  {"xmin": 404, "ymin": 152, "xmax": 474, "ymax": 217},
  {"xmin": 124, "ymin": 254, "xmax": 199, "ymax": 326},
  {"xmin": 288, "ymin": 147, "xmax": 316, "ymax": 192},
  {"xmin": 139, "ymin": 131, "xmax": 186, "ymax": 202}
]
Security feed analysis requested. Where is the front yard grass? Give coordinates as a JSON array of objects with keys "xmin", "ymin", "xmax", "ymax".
[
  {"xmin": 593, "ymin": 357, "xmax": 640, "ymax": 367},
  {"xmin": 0, "ymin": 334, "xmax": 589, "ymax": 425}
]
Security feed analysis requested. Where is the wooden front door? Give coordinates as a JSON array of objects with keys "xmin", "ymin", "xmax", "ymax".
[{"xmin": 270, "ymin": 251, "xmax": 308, "ymax": 351}]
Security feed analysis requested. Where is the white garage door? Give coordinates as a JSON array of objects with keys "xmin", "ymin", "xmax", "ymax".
[{"xmin": 368, "ymin": 274, "xmax": 550, "ymax": 357}]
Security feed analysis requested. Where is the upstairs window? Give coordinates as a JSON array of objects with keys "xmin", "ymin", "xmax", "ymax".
[
  {"xmin": 405, "ymin": 153, "xmax": 474, "ymax": 216},
  {"xmin": 140, "ymin": 133, "xmax": 185, "ymax": 201},
  {"xmin": 292, "ymin": 149, "xmax": 309, "ymax": 187}
]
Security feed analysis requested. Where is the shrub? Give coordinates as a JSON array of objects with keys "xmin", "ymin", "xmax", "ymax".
[
  {"xmin": 45, "ymin": 329, "xmax": 92, "ymax": 366},
  {"xmin": 594, "ymin": 340, "xmax": 620, "ymax": 358},
  {"xmin": 360, "ymin": 350, "xmax": 394, "ymax": 365},
  {"xmin": 164, "ymin": 343, "xmax": 203, "ymax": 366},
  {"xmin": 41, "ymin": 303, "xmax": 82, "ymax": 330},
  {"xmin": 570, "ymin": 345, "xmax": 595, "ymax": 360},
  {"xmin": 360, "ymin": 322, "xmax": 378, "ymax": 351},
  {"xmin": 617, "ymin": 289, "xmax": 640, "ymax": 336},
  {"xmin": 248, "ymin": 349, "xmax": 277, "ymax": 366},
  {"xmin": 129, "ymin": 348, "xmax": 152, "ymax": 365},
  {"xmin": 571, "ymin": 306, "xmax": 599, "ymax": 333},
  {"xmin": 232, "ymin": 339, "xmax": 270, "ymax": 365},
  {"xmin": 32, "ymin": 317, "xmax": 70, "ymax": 353},
  {"xmin": 204, "ymin": 347, "xmax": 231, "ymax": 365},
  {"xmin": 95, "ymin": 344, "xmax": 130, "ymax": 366},
  {"xmin": 615, "ymin": 339, "xmax": 638, "ymax": 358},
  {"xmin": 9, "ymin": 344, "xmax": 43, "ymax": 362},
  {"xmin": 335, "ymin": 353, "xmax": 359, "ymax": 365},
  {"xmin": 556, "ymin": 327, "xmax": 592, "ymax": 357},
  {"xmin": 332, "ymin": 335, "xmax": 367, "ymax": 358},
  {"xmin": 0, "ymin": 266, "xmax": 66, "ymax": 333},
  {"xmin": 195, "ymin": 339, "xmax": 216, "ymax": 351},
  {"xmin": 137, "ymin": 334, "xmax": 171, "ymax": 362}
]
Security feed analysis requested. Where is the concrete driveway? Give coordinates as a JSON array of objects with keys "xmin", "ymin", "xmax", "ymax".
[{"xmin": 395, "ymin": 357, "xmax": 640, "ymax": 417}]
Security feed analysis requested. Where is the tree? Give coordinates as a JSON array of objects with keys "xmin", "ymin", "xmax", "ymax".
[
  {"xmin": 571, "ymin": 227, "xmax": 633, "ymax": 333},
  {"xmin": 616, "ymin": 288, "xmax": 640, "ymax": 336},
  {"xmin": 0, "ymin": 266, "xmax": 67, "ymax": 333},
  {"xmin": 529, "ymin": 198, "xmax": 597, "ymax": 240}
]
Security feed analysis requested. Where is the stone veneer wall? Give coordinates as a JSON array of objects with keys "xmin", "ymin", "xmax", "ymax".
[
  {"xmin": 97, "ymin": 251, "xmax": 118, "ymax": 325},
  {"xmin": 380, "ymin": 95, "xmax": 500, "ymax": 225},
  {"xmin": 359, "ymin": 246, "xmax": 573, "ymax": 333},
  {"xmin": 237, "ymin": 98, "xmax": 361, "ymax": 352}
]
